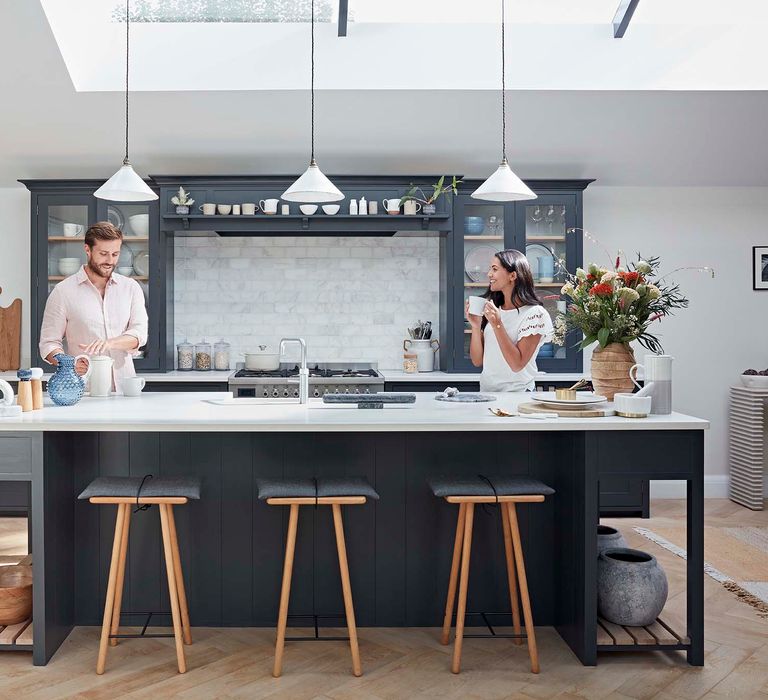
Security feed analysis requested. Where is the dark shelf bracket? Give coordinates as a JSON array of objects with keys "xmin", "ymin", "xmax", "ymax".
[
  {"xmin": 181, "ymin": 217, "xmax": 189, "ymax": 230},
  {"xmin": 301, "ymin": 217, "xmax": 310, "ymax": 230},
  {"xmin": 421, "ymin": 216, "xmax": 430, "ymax": 230}
]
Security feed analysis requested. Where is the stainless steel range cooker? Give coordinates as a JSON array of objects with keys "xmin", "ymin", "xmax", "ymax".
[{"xmin": 227, "ymin": 362, "xmax": 385, "ymax": 399}]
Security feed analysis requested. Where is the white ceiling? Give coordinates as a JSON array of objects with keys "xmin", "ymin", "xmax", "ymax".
[{"xmin": 1, "ymin": 1, "xmax": 767, "ymax": 188}]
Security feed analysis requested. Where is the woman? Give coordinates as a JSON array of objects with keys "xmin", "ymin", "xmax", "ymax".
[{"xmin": 465, "ymin": 249, "xmax": 553, "ymax": 393}]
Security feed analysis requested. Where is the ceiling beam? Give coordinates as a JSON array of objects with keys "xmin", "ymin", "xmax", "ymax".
[
  {"xmin": 338, "ymin": 0, "xmax": 348, "ymax": 37},
  {"xmin": 613, "ymin": 0, "xmax": 640, "ymax": 38}
]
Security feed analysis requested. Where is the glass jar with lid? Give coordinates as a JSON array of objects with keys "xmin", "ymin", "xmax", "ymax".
[
  {"xmin": 177, "ymin": 339, "xmax": 194, "ymax": 371},
  {"xmin": 403, "ymin": 352, "xmax": 418, "ymax": 374},
  {"xmin": 213, "ymin": 339, "xmax": 231, "ymax": 371},
  {"xmin": 195, "ymin": 339, "xmax": 212, "ymax": 371}
]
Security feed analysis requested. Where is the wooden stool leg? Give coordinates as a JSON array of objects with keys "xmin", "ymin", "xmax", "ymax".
[
  {"xmin": 159, "ymin": 504, "xmax": 187, "ymax": 674},
  {"xmin": 332, "ymin": 503, "xmax": 362, "ymax": 677},
  {"xmin": 506, "ymin": 503, "xmax": 539, "ymax": 674},
  {"xmin": 97, "ymin": 504, "xmax": 127, "ymax": 674},
  {"xmin": 500, "ymin": 504, "xmax": 522, "ymax": 646},
  {"xmin": 167, "ymin": 505, "xmax": 192, "ymax": 645},
  {"xmin": 273, "ymin": 503, "xmax": 299, "ymax": 678},
  {"xmin": 109, "ymin": 505, "xmax": 132, "ymax": 647},
  {"xmin": 441, "ymin": 502, "xmax": 466, "ymax": 645},
  {"xmin": 451, "ymin": 502, "xmax": 474, "ymax": 674}
]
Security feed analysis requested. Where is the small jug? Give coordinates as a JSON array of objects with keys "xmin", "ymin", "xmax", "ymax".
[{"xmin": 48, "ymin": 353, "xmax": 91, "ymax": 406}]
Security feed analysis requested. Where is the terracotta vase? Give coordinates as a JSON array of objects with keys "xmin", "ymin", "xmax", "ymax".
[{"xmin": 590, "ymin": 343, "xmax": 635, "ymax": 400}]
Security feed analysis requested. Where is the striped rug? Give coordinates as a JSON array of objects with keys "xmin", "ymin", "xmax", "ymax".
[{"xmin": 634, "ymin": 525, "xmax": 768, "ymax": 618}]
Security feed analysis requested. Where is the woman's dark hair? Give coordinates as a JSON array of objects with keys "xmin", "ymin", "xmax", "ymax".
[{"xmin": 481, "ymin": 249, "xmax": 543, "ymax": 330}]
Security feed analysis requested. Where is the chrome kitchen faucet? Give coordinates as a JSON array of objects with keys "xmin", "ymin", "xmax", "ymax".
[{"xmin": 279, "ymin": 338, "xmax": 309, "ymax": 404}]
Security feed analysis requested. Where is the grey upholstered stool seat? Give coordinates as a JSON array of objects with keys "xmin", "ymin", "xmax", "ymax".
[
  {"xmin": 431, "ymin": 475, "xmax": 553, "ymax": 675},
  {"xmin": 80, "ymin": 475, "xmax": 199, "ymax": 675},
  {"xmin": 79, "ymin": 476, "xmax": 201, "ymax": 501},
  {"xmin": 256, "ymin": 477, "xmax": 379, "ymax": 501},
  {"xmin": 258, "ymin": 476, "xmax": 377, "ymax": 678},
  {"xmin": 428, "ymin": 475, "xmax": 554, "ymax": 499}
]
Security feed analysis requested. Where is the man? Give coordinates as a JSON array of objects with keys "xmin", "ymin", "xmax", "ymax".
[{"xmin": 39, "ymin": 221, "xmax": 148, "ymax": 389}]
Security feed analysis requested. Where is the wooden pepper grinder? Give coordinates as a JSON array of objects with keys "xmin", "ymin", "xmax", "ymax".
[
  {"xmin": 16, "ymin": 369, "xmax": 33, "ymax": 412},
  {"xmin": 30, "ymin": 367, "xmax": 44, "ymax": 410}
]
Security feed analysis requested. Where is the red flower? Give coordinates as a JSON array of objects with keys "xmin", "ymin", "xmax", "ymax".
[
  {"xmin": 619, "ymin": 271, "xmax": 641, "ymax": 286},
  {"xmin": 586, "ymin": 274, "xmax": 596, "ymax": 281},
  {"xmin": 589, "ymin": 283, "xmax": 614, "ymax": 297}
]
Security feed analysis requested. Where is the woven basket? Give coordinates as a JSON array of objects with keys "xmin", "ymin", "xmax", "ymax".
[{"xmin": 590, "ymin": 343, "xmax": 636, "ymax": 401}]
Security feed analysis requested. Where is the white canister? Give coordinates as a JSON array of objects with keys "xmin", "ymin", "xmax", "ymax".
[
  {"xmin": 629, "ymin": 354, "xmax": 674, "ymax": 415},
  {"xmin": 88, "ymin": 355, "xmax": 114, "ymax": 397},
  {"xmin": 403, "ymin": 339, "xmax": 439, "ymax": 372}
]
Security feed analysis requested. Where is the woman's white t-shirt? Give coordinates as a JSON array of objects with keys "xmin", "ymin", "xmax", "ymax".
[{"xmin": 480, "ymin": 305, "xmax": 554, "ymax": 393}]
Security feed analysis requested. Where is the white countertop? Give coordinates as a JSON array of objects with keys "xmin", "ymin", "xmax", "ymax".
[
  {"xmin": 0, "ymin": 370, "xmax": 587, "ymax": 384},
  {"xmin": 0, "ymin": 391, "xmax": 708, "ymax": 433}
]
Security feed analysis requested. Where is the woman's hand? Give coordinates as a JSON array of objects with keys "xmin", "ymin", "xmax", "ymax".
[
  {"xmin": 75, "ymin": 358, "xmax": 89, "ymax": 376},
  {"xmin": 79, "ymin": 338, "xmax": 113, "ymax": 356},
  {"xmin": 465, "ymin": 300, "xmax": 482, "ymax": 330},
  {"xmin": 484, "ymin": 300, "xmax": 502, "ymax": 330}
]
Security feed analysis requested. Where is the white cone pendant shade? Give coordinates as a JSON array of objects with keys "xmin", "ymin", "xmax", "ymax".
[
  {"xmin": 282, "ymin": 159, "xmax": 344, "ymax": 203},
  {"xmin": 471, "ymin": 158, "xmax": 536, "ymax": 202},
  {"xmin": 94, "ymin": 162, "xmax": 158, "ymax": 202}
]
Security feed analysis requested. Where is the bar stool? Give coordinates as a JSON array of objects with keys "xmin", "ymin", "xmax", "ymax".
[
  {"xmin": 256, "ymin": 476, "xmax": 379, "ymax": 678},
  {"xmin": 428, "ymin": 475, "xmax": 555, "ymax": 674},
  {"xmin": 78, "ymin": 475, "xmax": 201, "ymax": 675}
]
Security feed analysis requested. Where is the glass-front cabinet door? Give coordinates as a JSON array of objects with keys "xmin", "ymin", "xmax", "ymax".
[
  {"xmin": 95, "ymin": 198, "xmax": 161, "ymax": 370},
  {"xmin": 516, "ymin": 193, "xmax": 580, "ymax": 371},
  {"xmin": 451, "ymin": 189, "xmax": 583, "ymax": 373}
]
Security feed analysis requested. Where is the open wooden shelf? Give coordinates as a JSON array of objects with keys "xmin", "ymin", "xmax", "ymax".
[
  {"xmin": 597, "ymin": 615, "xmax": 690, "ymax": 652},
  {"xmin": 464, "ymin": 236, "xmax": 503, "ymax": 241},
  {"xmin": 0, "ymin": 554, "xmax": 33, "ymax": 651},
  {"xmin": 527, "ymin": 235, "xmax": 566, "ymax": 242}
]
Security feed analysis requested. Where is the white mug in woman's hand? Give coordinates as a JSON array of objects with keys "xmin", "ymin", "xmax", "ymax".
[{"xmin": 468, "ymin": 296, "xmax": 486, "ymax": 316}]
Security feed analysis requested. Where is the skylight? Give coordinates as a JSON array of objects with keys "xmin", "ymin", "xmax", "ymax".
[{"xmin": 40, "ymin": 0, "xmax": 768, "ymax": 92}]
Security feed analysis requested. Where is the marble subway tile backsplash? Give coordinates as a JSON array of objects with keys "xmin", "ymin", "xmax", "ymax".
[{"xmin": 173, "ymin": 236, "xmax": 440, "ymax": 369}]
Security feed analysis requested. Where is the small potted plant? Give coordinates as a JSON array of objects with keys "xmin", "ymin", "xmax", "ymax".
[
  {"xmin": 400, "ymin": 175, "xmax": 462, "ymax": 215},
  {"xmin": 171, "ymin": 186, "xmax": 194, "ymax": 215}
]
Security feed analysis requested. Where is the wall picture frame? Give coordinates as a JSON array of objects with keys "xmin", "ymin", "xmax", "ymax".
[{"xmin": 753, "ymin": 246, "xmax": 768, "ymax": 290}]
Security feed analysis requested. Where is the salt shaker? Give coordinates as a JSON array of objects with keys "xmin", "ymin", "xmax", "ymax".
[
  {"xmin": 16, "ymin": 369, "xmax": 33, "ymax": 412},
  {"xmin": 349, "ymin": 199, "xmax": 358, "ymax": 215},
  {"xmin": 30, "ymin": 367, "xmax": 44, "ymax": 409}
]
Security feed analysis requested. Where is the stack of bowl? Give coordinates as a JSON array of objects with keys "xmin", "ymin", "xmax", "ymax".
[{"xmin": 58, "ymin": 257, "xmax": 81, "ymax": 276}]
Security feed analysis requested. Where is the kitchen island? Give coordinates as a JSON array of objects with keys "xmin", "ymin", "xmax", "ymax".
[{"xmin": 0, "ymin": 392, "xmax": 707, "ymax": 668}]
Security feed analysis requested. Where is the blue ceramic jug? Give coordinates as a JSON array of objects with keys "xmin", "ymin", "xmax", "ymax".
[{"xmin": 47, "ymin": 353, "xmax": 91, "ymax": 406}]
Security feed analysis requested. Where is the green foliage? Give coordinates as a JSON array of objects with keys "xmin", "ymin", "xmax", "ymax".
[{"xmin": 400, "ymin": 176, "xmax": 463, "ymax": 206}]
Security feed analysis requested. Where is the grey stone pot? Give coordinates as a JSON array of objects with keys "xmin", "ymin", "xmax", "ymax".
[
  {"xmin": 597, "ymin": 525, "xmax": 628, "ymax": 557},
  {"xmin": 175, "ymin": 205, "xmax": 190, "ymax": 215},
  {"xmin": 597, "ymin": 548, "xmax": 668, "ymax": 626}
]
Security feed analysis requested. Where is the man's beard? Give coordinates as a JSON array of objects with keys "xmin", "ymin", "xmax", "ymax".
[{"xmin": 87, "ymin": 257, "xmax": 114, "ymax": 279}]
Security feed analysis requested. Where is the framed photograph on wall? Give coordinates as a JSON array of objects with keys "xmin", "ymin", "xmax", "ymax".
[{"xmin": 754, "ymin": 246, "xmax": 768, "ymax": 290}]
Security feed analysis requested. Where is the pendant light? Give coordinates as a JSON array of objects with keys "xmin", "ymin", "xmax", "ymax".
[
  {"xmin": 282, "ymin": 0, "xmax": 344, "ymax": 203},
  {"xmin": 94, "ymin": 0, "xmax": 157, "ymax": 202},
  {"xmin": 471, "ymin": 0, "xmax": 535, "ymax": 202}
]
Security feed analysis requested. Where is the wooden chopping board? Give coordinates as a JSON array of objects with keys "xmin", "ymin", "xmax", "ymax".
[
  {"xmin": 519, "ymin": 401, "xmax": 614, "ymax": 418},
  {"xmin": 0, "ymin": 288, "xmax": 21, "ymax": 371}
]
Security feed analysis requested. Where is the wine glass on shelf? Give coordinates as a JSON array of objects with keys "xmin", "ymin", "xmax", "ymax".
[
  {"xmin": 487, "ymin": 215, "xmax": 501, "ymax": 236},
  {"xmin": 544, "ymin": 205, "xmax": 556, "ymax": 235},
  {"xmin": 529, "ymin": 206, "xmax": 543, "ymax": 235},
  {"xmin": 559, "ymin": 205, "xmax": 567, "ymax": 233}
]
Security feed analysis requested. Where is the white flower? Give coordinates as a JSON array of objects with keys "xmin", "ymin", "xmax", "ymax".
[
  {"xmin": 561, "ymin": 282, "xmax": 575, "ymax": 296},
  {"xmin": 600, "ymin": 271, "xmax": 618, "ymax": 284},
  {"xmin": 575, "ymin": 268, "xmax": 587, "ymax": 281},
  {"xmin": 647, "ymin": 284, "xmax": 661, "ymax": 300},
  {"xmin": 636, "ymin": 260, "xmax": 652, "ymax": 274},
  {"xmin": 618, "ymin": 287, "xmax": 640, "ymax": 304}
]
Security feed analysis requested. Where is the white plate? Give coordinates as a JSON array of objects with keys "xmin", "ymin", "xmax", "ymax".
[
  {"xmin": 464, "ymin": 245, "xmax": 497, "ymax": 283},
  {"xmin": 107, "ymin": 205, "xmax": 125, "ymax": 231},
  {"xmin": 133, "ymin": 250, "xmax": 149, "ymax": 276},
  {"xmin": 529, "ymin": 391, "xmax": 607, "ymax": 406}
]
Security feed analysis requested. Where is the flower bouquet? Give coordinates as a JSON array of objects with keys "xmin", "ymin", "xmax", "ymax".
[{"xmin": 558, "ymin": 254, "xmax": 691, "ymax": 398}]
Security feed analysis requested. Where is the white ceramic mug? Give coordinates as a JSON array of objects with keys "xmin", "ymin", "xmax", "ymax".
[
  {"xmin": 63, "ymin": 223, "xmax": 84, "ymax": 237},
  {"xmin": 242, "ymin": 203, "xmax": 257, "ymax": 215},
  {"xmin": 403, "ymin": 200, "xmax": 422, "ymax": 216},
  {"xmin": 613, "ymin": 393, "xmax": 652, "ymax": 417},
  {"xmin": 200, "ymin": 203, "xmax": 216, "ymax": 215},
  {"xmin": 121, "ymin": 376, "xmax": 146, "ymax": 397},
  {"xmin": 232, "ymin": 204, "xmax": 241, "ymax": 215},
  {"xmin": 259, "ymin": 198, "xmax": 279, "ymax": 215},
  {"xmin": 88, "ymin": 355, "xmax": 114, "ymax": 397},
  {"xmin": 382, "ymin": 198, "xmax": 401, "ymax": 215},
  {"xmin": 217, "ymin": 204, "xmax": 232, "ymax": 215},
  {"xmin": 468, "ymin": 295, "xmax": 487, "ymax": 316}
]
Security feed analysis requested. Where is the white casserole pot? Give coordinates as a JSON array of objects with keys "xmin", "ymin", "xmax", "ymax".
[{"xmin": 244, "ymin": 345, "xmax": 280, "ymax": 371}]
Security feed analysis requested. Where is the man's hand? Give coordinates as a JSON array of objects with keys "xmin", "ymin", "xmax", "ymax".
[{"xmin": 79, "ymin": 338, "xmax": 113, "ymax": 356}]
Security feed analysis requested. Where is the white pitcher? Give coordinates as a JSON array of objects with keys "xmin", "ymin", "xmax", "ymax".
[
  {"xmin": 403, "ymin": 339, "xmax": 439, "ymax": 372},
  {"xmin": 89, "ymin": 355, "xmax": 114, "ymax": 397},
  {"xmin": 629, "ymin": 354, "xmax": 674, "ymax": 414}
]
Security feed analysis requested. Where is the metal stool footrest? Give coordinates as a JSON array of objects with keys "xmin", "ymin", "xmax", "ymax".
[
  {"xmin": 108, "ymin": 610, "xmax": 176, "ymax": 639},
  {"xmin": 285, "ymin": 613, "xmax": 350, "ymax": 642},
  {"xmin": 462, "ymin": 611, "xmax": 529, "ymax": 639}
]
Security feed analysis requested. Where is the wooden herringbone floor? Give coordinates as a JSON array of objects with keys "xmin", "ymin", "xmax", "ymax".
[{"xmin": 0, "ymin": 499, "xmax": 766, "ymax": 699}]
